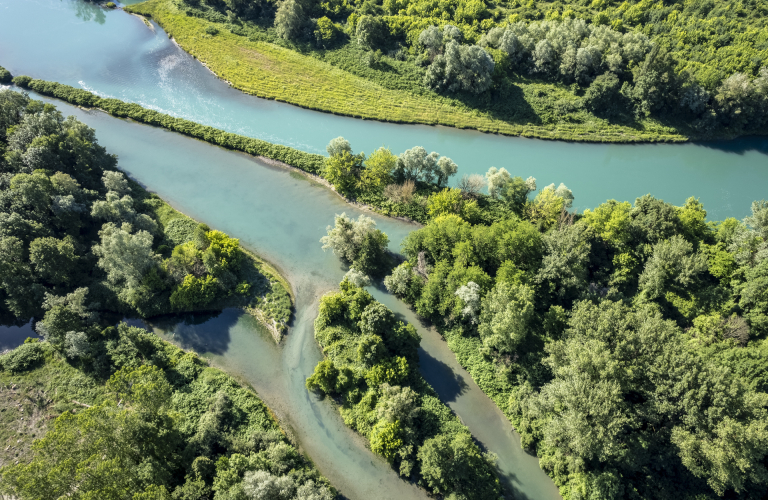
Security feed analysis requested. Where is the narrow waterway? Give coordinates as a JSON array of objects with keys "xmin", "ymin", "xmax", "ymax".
[
  {"xmin": 24, "ymin": 98, "xmax": 560, "ymax": 499},
  {"xmin": 0, "ymin": 0, "xmax": 766, "ymax": 219}
]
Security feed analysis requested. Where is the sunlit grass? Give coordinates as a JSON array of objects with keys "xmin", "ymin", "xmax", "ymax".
[{"xmin": 127, "ymin": 0, "xmax": 688, "ymax": 143}]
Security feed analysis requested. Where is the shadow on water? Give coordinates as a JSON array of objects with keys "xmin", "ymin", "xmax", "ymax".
[
  {"xmin": 0, "ymin": 321, "xmax": 40, "ymax": 352},
  {"xmin": 417, "ymin": 348, "xmax": 469, "ymax": 404},
  {"xmin": 130, "ymin": 309, "xmax": 242, "ymax": 355},
  {"xmin": 693, "ymin": 135, "xmax": 768, "ymax": 156}
]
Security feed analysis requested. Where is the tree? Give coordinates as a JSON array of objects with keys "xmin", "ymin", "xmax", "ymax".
[
  {"xmin": 359, "ymin": 147, "xmax": 396, "ymax": 192},
  {"xmin": 92, "ymin": 223, "xmax": 160, "ymax": 289},
  {"xmin": 536, "ymin": 223, "xmax": 592, "ymax": 306},
  {"xmin": 326, "ymin": 136, "xmax": 352, "ymax": 157},
  {"xmin": 427, "ymin": 188, "xmax": 479, "ymax": 221},
  {"xmin": 435, "ymin": 156, "xmax": 458, "ymax": 188},
  {"xmin": 417, "ymin": 432, "xmax": 501, "ymax": 499},
  {"xmin": 584, "ymin": 72, "xmax": 626, "ymax": 118},
  {"xmin": 29, "ymin": 236, "xmax": 78, "ymax": 285},
  {"xmin": 320, "ymin": 213, "xmax": 389, "ymax": 275},
  {"xmin": 478, "ymin": 281, "xmax": 534, "ymax": 353},
  {"xmin": 582, "ymin": 200, "xmax": 632, "ymax": 248},
  {"xmin": 425, "ymin": 41, "xmax": 495, "ymax": 94},
  {"xmin": 370, "ymin": 421, "xmax": 403, "ymax": 463},
  {"xmin": 630, "ymin": 194, "xmax": 683, "ymax": 244},
  {"xmin": 637, "ymin": 235, "xmax": 708, "ymax": 301},
  {"xmin": 355, "ymin": 15, "xmax": 387, "ymax": 50},
  {"xmin": 396, "ymin": 146, "xmax": 439, "ymax": 183},
  {"xmin": 274, "ymin": 0, "xmax": 305, "ymax": 41},
  {"xmin": 485, "ymin": 167, "xmax": 536, "ymax": 213},
  {"xmin": 314, "ymin": 16, "xmax": 340, "ymax": 47},
  {"xmin": 739, "ymin": 259, "xmax": 768, "ymax": 336},
  {"xmin": 324, "ymin": 151, "xmax": 362, "ymax": 196}
]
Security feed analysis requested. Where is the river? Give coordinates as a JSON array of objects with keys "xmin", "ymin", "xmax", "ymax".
[
  {"xmin": 0, "ymin": 0, "xmax": 766, "ymax": 219},
  {"xmin": 0, "ymin": 1, "xmax": 765, "ymax": 499}
]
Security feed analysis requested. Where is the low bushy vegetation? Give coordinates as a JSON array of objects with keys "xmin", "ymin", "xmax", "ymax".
[
  {"xmin": 306, "ymin": 279, "xmax": 501, "ymax": 499},
  {"xmin": 0, "ymin": 89, "xmax": 292, "ymax": 335},
  {"xmin": 0, "ymin": 323, "xmax": 333, "ymax": 499}
]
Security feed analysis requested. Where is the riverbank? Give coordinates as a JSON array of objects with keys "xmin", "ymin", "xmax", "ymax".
[
  {"xmin": 137, "ymin": 177, "xmax": 294, "ymax": 340},
  {"xmin": 11, "ymin": 78, "xmax": 434, "ymax": 223},
  {"xmin": 124, "ymin": 0, "xmax": 688, "ymax": 144},
  {"xmin": 0, "ymin": 332, "xmax": 335, "ymax": 497}
]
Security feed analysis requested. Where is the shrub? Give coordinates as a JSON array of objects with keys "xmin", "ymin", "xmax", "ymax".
[
  {"xmin": 11, "ymin": 75, "xmax": 32, "ymax": 87},
  {"xmin": 170, "ymin": 274, "xmax": 219, "ymax": 310},
  {"xmin": 0, "ymin": 340, "xmax": 46, "ymax": 373},
  {"xmin": 383, "ymin": 180, "xmax": 416, "ymax": 204},
  {"xmin": 0, "ymin": 65, "xmax": 12, "ymax": 84}
]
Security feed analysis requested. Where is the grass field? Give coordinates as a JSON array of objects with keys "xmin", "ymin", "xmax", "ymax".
[{"xmin": 126, "ymin": 0, "xmax": 689, "ymax": 143}]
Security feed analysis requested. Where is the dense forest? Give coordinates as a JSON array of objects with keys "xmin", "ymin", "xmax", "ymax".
[
  {"xmin": 0, "ymin": 92, "xmax": 335, "ymax": 499},
  {"xmin": 133, "ymin": 0, "xmax": 768, "ymax": 138},
  {"xmin": 306, "ymin": 277, "xmax": 502, "ymax": 499},
  {"xmin": 0, "ymin": 87, "xmax": 291, "ymax": 335},
  {"xmin": 377, "ymin": 185, "xmax": 768, "ymax": 497},
  {"xmin": 309, "ymin": 130, "xmax": 768, "ymax": 498}
]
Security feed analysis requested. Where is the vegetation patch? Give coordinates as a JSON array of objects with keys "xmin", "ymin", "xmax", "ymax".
[
  {"xmin": 0, "ymin": 88, "xmax": 292, "ymax": 337},
  {"xmin": 125, "ymin": 0, "xmax": 695, "ymax": 143},
  {"xmin": 0, "ymin": 325, "xmax": 334, "ymax": 498},
  {"xmin": 306, "ymin": 279, "xmax": 502, "ymax": 499},
  {"xmin": 383, "ymin": 186, "xmax": 768, "ymax": 498}
]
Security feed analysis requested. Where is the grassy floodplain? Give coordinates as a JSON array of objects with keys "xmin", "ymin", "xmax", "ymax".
[{"xmin": 126, "ymin": 0, "xmax": 687, "ymax": 143}]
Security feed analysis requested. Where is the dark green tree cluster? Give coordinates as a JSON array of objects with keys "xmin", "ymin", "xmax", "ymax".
[
  {"xmin": 385, "ymin": 191, "xmax": 768, "ymax": 499},
  {"xmin": 0, "ymin": 323, "xmax": 334, "ymax": 500},
  {"xmin": 306, "ymin": 279, "xmax": 501, "ymax": 499},
  {"xmin": 0, "ymin": 88, "xmax": 291, "ymax": 333}
]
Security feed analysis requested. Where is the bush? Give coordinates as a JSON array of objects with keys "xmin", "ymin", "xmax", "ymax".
[
  {"xmin": 0, "ymin": 65, "xmax": 12, "ymax": 84},
  {"xmin": 11, "ymin": 75, "xmax": 31, "ymax": 87},
  {"xmin": 0, "ymin": 340, "xmax": 46, "ymax": 373},
  {"xmin": 170, "ymin": 274, "xmax": 219, "ymax": 310}
]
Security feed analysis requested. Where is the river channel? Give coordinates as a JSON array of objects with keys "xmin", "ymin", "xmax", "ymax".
[
  {"xmin": 0, "ymin": 0, "xmax": 766, "ymax": 499},
  {"xmin": 1, "ymin": 0, "xmax": 767, "ymax": 218}
]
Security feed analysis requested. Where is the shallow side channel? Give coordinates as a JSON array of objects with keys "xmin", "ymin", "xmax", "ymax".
[{"xmin": 32, "ymin": 98, "xmax": 562, "ymax": 499}]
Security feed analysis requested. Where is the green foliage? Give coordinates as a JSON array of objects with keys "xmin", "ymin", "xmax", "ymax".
[
  {"xmin": 388, "ymin": 186, "xmax": 768, "ymax": 498},
  {"xmin": 0, "ymin": 323, "xmax": 332, "ymax": 499},
  {"xmin": 427, "ymin": 187, "xmax": 479, "ymax": 221},
  {"xmin": 0, "ymin": 91, "xmax": 292, "ymax": 334},
  {"xmin": 315, "ymin": 16, "xmax": 342, "ymax": 47},
  {"xmin": 320, "ymin": 212, "xmax": 390, "ymax": 276},
  {"xmin": 324, "ymin": 150, "xmax": 363, "ymax": 196},
  {"xmin": 308, "ymin": 281, "xmax": 501, "ymax": 497},
  {"xmin": 170, "ymin": 274, "xmax": 219, "ymax": 310},
  {"xmin": 0, "ymin": 340, "xmax": 47, "ymax": 373},
  {"xmin": 0, "ymin": 65, "xmax": 11, "ymax": 84}
]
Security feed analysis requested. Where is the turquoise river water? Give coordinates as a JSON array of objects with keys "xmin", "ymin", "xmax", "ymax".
[
  {"xmin": 0, "ymin": 0, "xmax": 766, "ymax": 218},
  {"xmin": 0, "ymin": 0, "xmax": 766, "ymax": 499}
]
